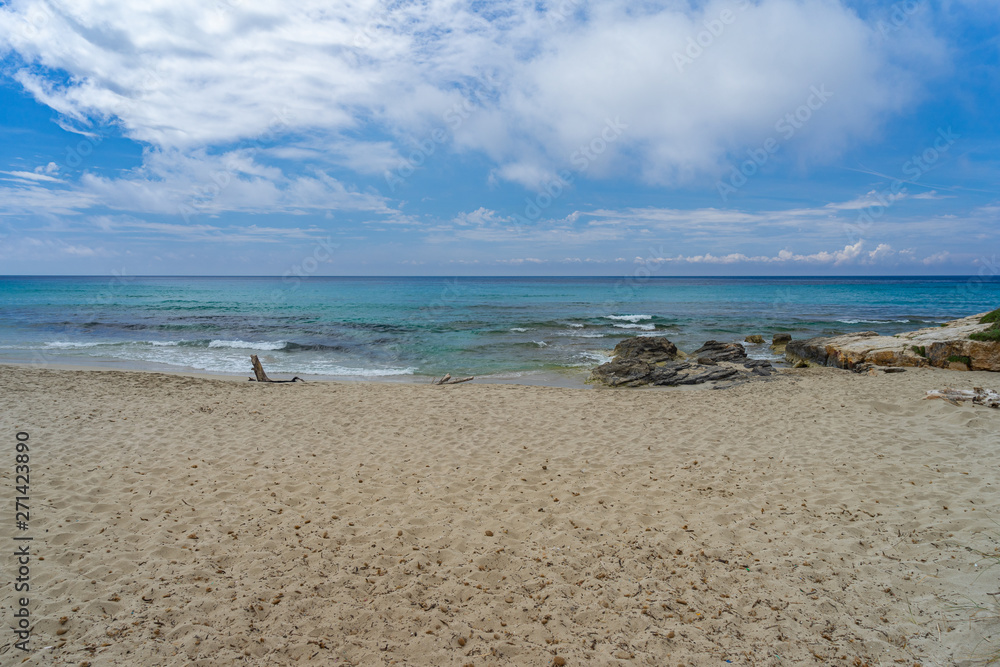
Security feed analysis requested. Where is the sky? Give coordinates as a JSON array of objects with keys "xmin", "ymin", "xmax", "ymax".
[{"xmin": 0, "ymin": 0, "xmax": 998, "ymax": 276}]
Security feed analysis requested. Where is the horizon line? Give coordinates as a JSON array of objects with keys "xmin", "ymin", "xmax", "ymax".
[{"xmin": 1, "ymin": 274, "xmax": 998, "ymax": 280}]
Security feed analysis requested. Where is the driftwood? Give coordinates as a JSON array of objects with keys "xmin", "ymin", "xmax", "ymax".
[
  {"xmin": 431, "ymin": 373, "xmax": 474, "ymax": 385},
  {"xmin": 925, "ymin": 387, "xmax": 999, "ymax": 408},
  {"xmin": 249, "ymin": 355, "xmax": 304, "ymax": 383}
]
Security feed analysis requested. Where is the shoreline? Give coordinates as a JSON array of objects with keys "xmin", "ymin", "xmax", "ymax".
[{"xmin": 0, "ymin": 358, "xmax": 599, "ymax": 389}]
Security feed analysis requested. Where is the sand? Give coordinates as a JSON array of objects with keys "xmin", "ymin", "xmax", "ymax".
[{"xmin": 1, "ymin": 363, "xmax": 998, "ymax": 666}]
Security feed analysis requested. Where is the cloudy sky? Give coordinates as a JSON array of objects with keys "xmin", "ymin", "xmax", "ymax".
[{"xmin": 0, "ymin": 0, "xmax": 997, "ymax": 275}]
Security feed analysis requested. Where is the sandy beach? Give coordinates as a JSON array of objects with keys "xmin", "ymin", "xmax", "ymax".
[{"xmin": 1, "ymin": 364, "xmax": 998, "ymax": 666}]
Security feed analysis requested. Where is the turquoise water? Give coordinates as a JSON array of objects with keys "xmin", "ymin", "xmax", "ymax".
[{"xmin": 1, "ymin": 276, "xmax": 997, "ymax": 382}]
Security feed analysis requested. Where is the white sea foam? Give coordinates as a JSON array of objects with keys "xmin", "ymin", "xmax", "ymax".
[
  {"xmin": 579, "ymin": 351, "xmax": 614, "ymax": 364},
  {"xmin": 208, "ymin": 339, "xmax": 287, "ymax": 350},
  {"xmin": 318, "ymin": 366, "xmax": 416, "ymax": 377},
  {"xmin": 148, "ymin": 341, "xmax": 180, "ymax": 346},
  {"xmin": 565, "ymin": 323, "xmax": 584, "ymax": 328},
  {"xmin": 534, "ymin": 341, "xmax": 549, "ymax": 347},
  {"xmin": 44, "ymin": 341, "xmax": 105, "ymax": 349},
  {"xmin": 612, "ymin": 323, "xmax": 655, "ymax": 331},
  {"xmin": 605, "ymin": 314, "xmax": 652, "ymax": 322},
  {"xmin": 836, "ymin": 318, "xmax": 911, "ymax": 325},
  {"xmin": 510, "ymin": 327, "xmax": 529, "ymax": 332}
]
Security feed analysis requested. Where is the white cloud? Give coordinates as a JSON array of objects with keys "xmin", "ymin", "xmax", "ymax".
[
  {"xmin": 0, "ymin": 149, "xmax": 394, "ymax": 219},
  {"xmin": 451, "ymin": 207, "xmax": 511, "ymax": 227},
  {"xmin": 638, "ymin": 242, "xmax": 906, "ymax": 266},
  {"xmin": 0, "ymin": 0, "xmax": 942, "ymax": 198},
  {"xmin": 826, "ymin": 190, "xmax": 908, "ymax": 211},
  {"xmin": 89, "ymin": 215, "xmax": 327, "ymax": 243},
  {"xmin": 911, "ymin": 190, "xmax": 952, "ymax": 200},
  {"xmin": 1, "ymin": 168, "xmax": 62, "ymax": 183}
]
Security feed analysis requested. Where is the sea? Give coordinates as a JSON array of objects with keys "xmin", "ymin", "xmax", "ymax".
[{"xmin": 1, "ymin": 276, "xmax": 998, "ymax": 385}]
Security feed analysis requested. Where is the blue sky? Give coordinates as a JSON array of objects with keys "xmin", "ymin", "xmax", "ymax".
[{"xmin": 0, "ymin": 0, "xmax": 998, "ymax": 276}]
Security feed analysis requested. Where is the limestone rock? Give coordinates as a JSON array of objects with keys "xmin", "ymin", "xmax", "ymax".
[
  {"xmin": 771, "ymin": 333, "xmax": 792, "ymax": 354},
  {"xmin": 784, "ymin": 312, "xmax": 1000, "ymax": 372},
  {"xmin": 744, "ymin": 335, "xmax": 764, "ymax": 344}
]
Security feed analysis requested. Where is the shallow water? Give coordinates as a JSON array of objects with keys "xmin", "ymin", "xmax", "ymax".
[{"xmin": 1, "ymin": 275, "xmax": 997, "ymax": 382}]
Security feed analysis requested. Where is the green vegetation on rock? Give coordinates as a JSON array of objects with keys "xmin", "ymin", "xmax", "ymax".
[
  {"xmin": 971, "ymin": 308, "xmax": 1000, "ymax": 342},
  {"xmin": 947, "ymin": 355, "xmax": 972, "ymax": 366},
  {"xmin": 970, "ymin": 327, "xmax": 1000, "ymax": 342},
  {"xmin": 911, "ymin": 345, "xmax": 927, "ymax": 357},
  {"xmin": 980, "ymin": 307, "xmax": 1000, "ymax": 324}
]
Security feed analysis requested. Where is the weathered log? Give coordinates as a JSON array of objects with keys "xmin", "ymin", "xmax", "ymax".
[
  {"xmin": 432, "ymin": 373, "xmax": 474, "ymax": 385},
  {"xmin": 250, "ymin": 354, "xmax": 271, "ymax": 382},
  {"xmin": 925, "ymin": 387, "xmax": 998, "ymax": 408},
  {"xmin": 249, "ymin": 355, "xmax": 303, "ymax": 383}
]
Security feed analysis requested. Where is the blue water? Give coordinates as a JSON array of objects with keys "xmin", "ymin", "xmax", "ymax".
[{"xmin": 1, "ymin": 276, "xmax": 997, "ymax": 383}]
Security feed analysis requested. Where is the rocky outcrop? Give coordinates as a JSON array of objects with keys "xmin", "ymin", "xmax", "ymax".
[
  {"xmin": 744, "ymin": 335, "xmax": 764, "ymax": 344},
  {"xmin": 693, "ymin": 340, "xmax": 747, "ymax": 363},
  {"xmin": 785, "ymin": 313, "xmax": 1000, "ymax": 372},
  {"xmin": 771, "ymin": 334, "xmax": 792, "ymax": 354},
  {"xmin": 610, "ymin": 337, "xmax": 681, "ymax": 364},
  {"xmin": 589, "ymin": 337, "xmax": 777, "ymax": 387},
  {"xmin": 589, "ymin": 359, "xmax": 743, "ymax": 387}
]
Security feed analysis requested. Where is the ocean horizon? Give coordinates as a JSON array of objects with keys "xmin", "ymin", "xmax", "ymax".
[{"xmin": 2, "ymin": 275, "xmax": 998, "ymax": 384}]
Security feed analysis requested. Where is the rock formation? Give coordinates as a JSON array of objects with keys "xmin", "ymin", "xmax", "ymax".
[
  {"xmin": 770, "ymin": 334, "xmax": 792, "ymax": 354},
  {"xmin": 589, "ymin": 337, "xmax": 776, "ymax": 387},
  {"xmin": 609, "ymin": 336, "xmax": 682, "ymax": 364},
  {"xmin": 785, "ymin": 312, "xmax": 1000, "ymax": 372},
  {"xmin": 693, "ymin": 340, "xmax": 747, "ymax": 363}
]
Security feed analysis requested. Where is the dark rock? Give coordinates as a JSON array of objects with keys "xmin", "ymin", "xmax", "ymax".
[
  {"xmin": 883, "ymin": 367, "xmax": 906, "ymax": 373},
  {"xmin": 693, "ymin": 340, "xmax": 747, "ymax": 363},
  {"xmin": 649, "ymin": 363, "xmax": 740, "ymax": 386},
  {"xmin": 589, "ymin": 337, "xmax": 779, "ymax": 388},
  {"xmin": 588, "ymin": 359, "xmax": 655, "ymax": 387},
  {"xmin": 678, "ymin": 366, "xmax": 741, "ymax": 384},
  {"xmin": 743, "ymin": 360, "xmax": 774, "ymax": 376},
  {"xmin": 612, "ymin": 336, "xmax": 680, "ymax": 364}
]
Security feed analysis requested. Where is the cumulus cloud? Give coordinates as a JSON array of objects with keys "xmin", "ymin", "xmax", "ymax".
[
  {"xmin": 634, "ymin": 241, "xmax": 936, "ymax": 266},
  {"xmin": 0, "ymin": 0, "xmax": 942, "ymax": 200}
]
